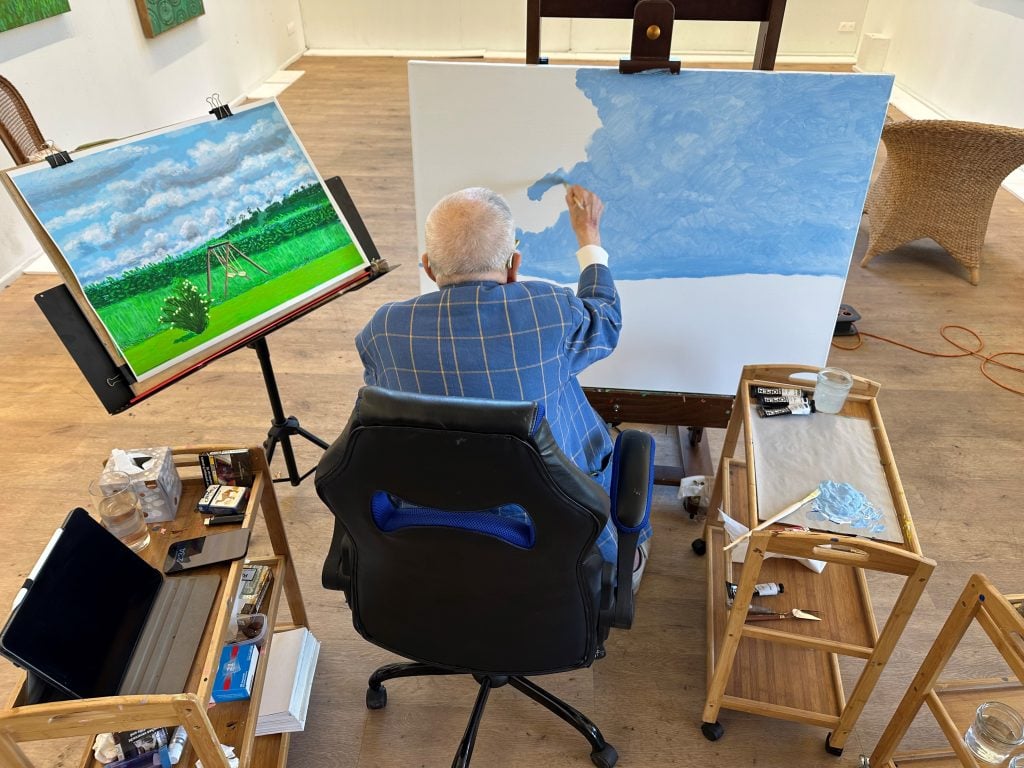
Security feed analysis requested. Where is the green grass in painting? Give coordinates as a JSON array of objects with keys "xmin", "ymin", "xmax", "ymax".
[
  {"xmin": 96, "ymin": 225, "xmax": 351, "ymax": 348},
  {"xmin": 0, "ymin": 0, "xmax": 70, "ymax": 32},
  {"xmin": 117, "ymin": 243, "xmax": 364, "ymax": 373}
]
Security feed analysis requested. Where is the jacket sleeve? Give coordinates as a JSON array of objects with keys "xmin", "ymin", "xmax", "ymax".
[
  {"xmin": 563, "ymin": 263, "xmax": 622, "ymax": 375},
  {"xmin": 355, "ymin": 324, "xmax": 379, "ymax": 386}
]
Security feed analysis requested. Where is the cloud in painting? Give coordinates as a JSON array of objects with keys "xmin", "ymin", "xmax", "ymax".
[{"xmin": 516, "ymin": 69, "xmax": 892, "ymax": 282}]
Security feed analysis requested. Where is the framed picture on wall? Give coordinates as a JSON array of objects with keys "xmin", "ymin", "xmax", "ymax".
[
  {"xmin": 0, "ymin": 1, "xmax": 71, "ymax": 33},
  {"xmin": 135, "ymin": 0, "xmax": 205, "ymax": 38}
]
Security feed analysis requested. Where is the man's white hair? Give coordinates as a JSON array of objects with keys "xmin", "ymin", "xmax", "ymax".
[{"xmin": 424, "ymin": 187, "xmax": 516, "ymax": 281}]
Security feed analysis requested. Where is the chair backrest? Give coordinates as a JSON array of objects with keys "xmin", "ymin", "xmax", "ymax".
[
  {"xmin": 315, "ymin": 386, "xmax": 611, "ymax": 676},
  {"xmin": 0, "ymin": 75, "xmax": 47, "ymax": 165}
]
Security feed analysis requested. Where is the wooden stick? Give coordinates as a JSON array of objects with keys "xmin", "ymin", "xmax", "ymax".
[{"xmin": 722, "ymin": 487, "xmax": 820, "ymax": 552}]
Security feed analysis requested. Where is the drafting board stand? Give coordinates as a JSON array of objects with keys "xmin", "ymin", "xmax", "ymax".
[{"xmin": 30, "ymin": 96, "xmax": 392, "ymax": 485}]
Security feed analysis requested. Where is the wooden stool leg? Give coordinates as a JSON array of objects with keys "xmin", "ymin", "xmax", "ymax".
[{"xmin": 0, "ymin": 733, "xmax": 33, "ymax": 768}]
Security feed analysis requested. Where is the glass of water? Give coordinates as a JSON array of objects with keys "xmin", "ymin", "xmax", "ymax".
[
  {"xmin": 964, "ymin": 701, "xmax": 1024, "ymax": 764},
  {"xmin": 88, "ymin": 470, "xmax": 151, "ymax": 552},
  {"xmin": 814, "ymin": 367, "xmax": 854, "ymax": 414}
]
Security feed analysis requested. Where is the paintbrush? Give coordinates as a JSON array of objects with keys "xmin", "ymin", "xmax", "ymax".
[
  {"xmin": 722, "ymin": 487, "xmax": 821, "ymax": 553},
  {"xmin": 561, "ymin": 181, "xmax": 585, "ymax": 210}
]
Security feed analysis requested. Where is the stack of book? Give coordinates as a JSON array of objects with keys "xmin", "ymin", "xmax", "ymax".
[{"xmin": 256, "ymin": 627, "xmax": 320, "ymax": 736}]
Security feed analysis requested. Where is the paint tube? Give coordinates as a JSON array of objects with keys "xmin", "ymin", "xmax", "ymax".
[
  {"xmin": 750, "ymin": 386, "xmax": 805, "ymax": 398},
  {"xmin": 167, "ymin": 726, "xmax": 187, "ymax": 765},
  {"xmin": 757, "ymin": 400, "xmax": 813, "ymax": 417},
  {"xmin": 756, "ymin": 394, "xmax": 811, "ymax": 406},
  {"xmin": 726, "ymin": 580, "xmax": 784, "ymax": 599}
]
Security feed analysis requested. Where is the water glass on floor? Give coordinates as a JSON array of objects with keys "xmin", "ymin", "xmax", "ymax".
[
  {"xmin": 964, "ymin": 701, "xmax": 1024, "ymax": 764},
  {"xmin": 88, "ymin": 470, "xmax": 151, "ymax": 552}
]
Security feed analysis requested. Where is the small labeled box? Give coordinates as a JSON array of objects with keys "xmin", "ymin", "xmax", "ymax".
[
  {"xmin": 212, "ymin": 643, "xmax": 260, "ymax": 703},
  {"xmin": 197, "ymin": 484, "xmax": 248, "ymax": 515},
  {"xmin": 103, "ymin": 447, "xmax": 182, "ymax": 524}
]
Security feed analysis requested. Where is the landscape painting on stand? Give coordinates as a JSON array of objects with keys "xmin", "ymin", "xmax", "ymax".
[{"xmin": 6, "ymin": 100, "xmax": 370, "ymax": 383}]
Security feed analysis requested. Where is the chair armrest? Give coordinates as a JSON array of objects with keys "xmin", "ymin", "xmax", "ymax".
[
  {"xmin": 609, "ymin": 429, "xmax": 654, "ymax": 629},
  {"xmin": 322, "ymin": 525, "xmax": 353, "ymax": 594}
]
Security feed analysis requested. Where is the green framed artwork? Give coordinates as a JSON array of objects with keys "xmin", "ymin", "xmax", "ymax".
[
  {"xmin": 0, "ymin": 1, "xmax": 71, "ymax": 33},
  {"xmin": 4, "ymin": 100, "xmax": 372, "ymax": 388},
  {"xmin": 135, "ymin": 0, "xmax": 205, "ymax": 38}
]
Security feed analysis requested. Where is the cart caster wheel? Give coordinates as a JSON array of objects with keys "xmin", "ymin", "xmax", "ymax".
[
  {"xmin": 825, "ymin": 732, "xmax": 844, "ymax": 756},
  {"xmin": 366, "ymin": 685, "xmax": 387, "ymax": 710},
  {"xmin": 692, "ymin": 537, "xmax": 707, "ymax": 556},
  {"xmin": 701, "ymin": 721, "xmax": 724, "ymax": 741},
  {"xmin": 590, "ymin": 744, "xmax": 618, "ymax": 768},
  {"xmin": 688, "ymin": 427, "xmax": 704, "ymax": 447}
]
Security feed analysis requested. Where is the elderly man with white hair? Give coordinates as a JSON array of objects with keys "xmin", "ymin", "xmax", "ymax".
[{"xmin": 356, "ymin": 185, "xmax": 652, "ymax": 589}]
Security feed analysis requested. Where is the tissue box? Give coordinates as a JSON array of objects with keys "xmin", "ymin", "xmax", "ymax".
[{"xmin": 103, "ymin": 447, "xmax": 182, "ymax": 524}]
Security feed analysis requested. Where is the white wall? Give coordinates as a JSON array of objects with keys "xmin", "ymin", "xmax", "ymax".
[
  {"xmin": 861, "ymin": 0, "xmax": 1024, "ymax": 200},
  {"xmin": 0, "ymin": 0, "xmax": 306, "ymax": 287},
  {"xmin": 299, "ymin": 0, "xmax": 870, "ymax": 61},
  {"xmin": 862, "ymin": 0, "xmax": 1024, "ymax": 126}
]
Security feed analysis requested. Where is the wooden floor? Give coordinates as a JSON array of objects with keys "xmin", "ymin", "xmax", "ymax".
[{"xmin": 2, "ymin": 57, "xmax": 1023, "ymax": 767}]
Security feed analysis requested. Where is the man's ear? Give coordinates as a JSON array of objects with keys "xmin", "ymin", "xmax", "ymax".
[
  {"xmin": 506, "ymin": 251, "xmax": 521, "ymax": 283},
  {"xmin": 422, "ymin": 253, "xmax": 438, "ymax": 284}
]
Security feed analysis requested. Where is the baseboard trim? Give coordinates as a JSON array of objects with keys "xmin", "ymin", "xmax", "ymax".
[{"xmin": 305, "ymin": 48, "xmax": 856, "ymax": 66}]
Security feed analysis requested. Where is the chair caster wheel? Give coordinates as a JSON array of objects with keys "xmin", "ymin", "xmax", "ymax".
[
  {"xmin": 366, "ymin": 685, "xmax": 387, "ymax": 710},
  {"xmin": 692, "ymin": 537, "xmax": 707, "ymax": 556},
  {"xmin": 701, "ymin": 721, "xmax": 724, "ymax": 741},
  {"xmin": 590, "ymin": 743, "xmax": 618, "ymax": 768},
  {"xmin": 825, "ymin": 732, "xmax": 844, "ymax": 756}
]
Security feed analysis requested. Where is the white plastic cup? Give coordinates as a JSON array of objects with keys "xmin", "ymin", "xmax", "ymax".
[
  {"xmin": 964, "ymin": 701, "xmax": 1024, "ymax": 764},
  {"xmin": 813, "ymin": 367, "xmax": 854, "ymax": 414},
  {"xmin": 88, "ymin": 470, "xmax": 151, "ymax": 552}
]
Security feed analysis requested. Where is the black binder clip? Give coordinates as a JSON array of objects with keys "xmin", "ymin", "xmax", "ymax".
[
  {"xmin": 207, "ymin": 93, "xmax": 233, "ymax": 120},
  {"xmin": 43, "ymin": 141, "xmax": 73, "ymax": 169}
]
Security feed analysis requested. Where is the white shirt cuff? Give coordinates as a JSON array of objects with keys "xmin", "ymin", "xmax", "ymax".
[{"xmin": 575, "ymin": 244, "xmax": 609, "ymax": 271}]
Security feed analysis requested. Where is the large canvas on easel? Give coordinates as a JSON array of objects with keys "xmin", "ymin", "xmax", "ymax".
[
  {"xmin": 5, "ymin": 100, "xmax": 370, "ymax": 385},
  {"xmin": 409, "ymin": 62, "xmax": 893, "ymax": 396}
]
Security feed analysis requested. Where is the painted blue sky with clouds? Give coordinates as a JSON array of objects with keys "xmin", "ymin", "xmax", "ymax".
[
  {"xmin": 11, "ymin": 102, "xmax": 319, "ymax": 286},
  {"xmin": 518, "ymin": 69, "xmax": 892, "ymax": 282}
]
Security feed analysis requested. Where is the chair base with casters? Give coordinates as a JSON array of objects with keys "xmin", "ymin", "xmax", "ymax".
[
  {"xmin": 365, "ymin": 662, "xmax": 619, "ymax": 768},
  {"xmin": 315, "ymin": 387, "xmax": 654, "ymax": 768}
]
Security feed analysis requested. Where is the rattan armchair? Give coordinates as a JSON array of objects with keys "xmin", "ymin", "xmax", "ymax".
[
  {"xmin": 861, "ymin": 119, "xmax": 1024, "ymax": 285},
  {"xmin": 0, "ymin": 74, "xmax": 47, "ymax": 166}
]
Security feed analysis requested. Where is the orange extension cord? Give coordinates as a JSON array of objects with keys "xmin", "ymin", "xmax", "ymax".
[{"xmin": 831, "ymin": 325, "xmax": 1024, "ymax": 396}]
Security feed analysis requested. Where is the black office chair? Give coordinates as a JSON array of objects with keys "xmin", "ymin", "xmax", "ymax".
[{"xmin": 315, "ymin": 386, "xmax": 654, "ymax": 768}]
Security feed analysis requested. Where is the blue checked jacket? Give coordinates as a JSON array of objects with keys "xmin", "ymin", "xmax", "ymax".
[{"xmin": 356, "ymin": 264, "xmax": 641, "ymax": 562}]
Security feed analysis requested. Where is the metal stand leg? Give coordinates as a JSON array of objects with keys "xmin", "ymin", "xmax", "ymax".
[{"xmin": 250, "ymin": 336, "xmax": 329, "ymax": 485}]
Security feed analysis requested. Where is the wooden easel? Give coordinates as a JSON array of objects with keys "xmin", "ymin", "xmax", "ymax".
[
  {"xmin": 524, "ymin": 0, "xmax": 788, "ymax": 481},
  {"xmin": 526, "ymin": 0, "xmax": 788, "ymax": 70}
]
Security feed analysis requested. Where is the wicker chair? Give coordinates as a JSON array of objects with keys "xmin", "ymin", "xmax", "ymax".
[
  {"xmin": 0, "ymin": 74, "xmax": 48, "ymax": 166},
  {"xmin": 861, "ymin": 119, "xmax": 1024, "ymax": 285}
]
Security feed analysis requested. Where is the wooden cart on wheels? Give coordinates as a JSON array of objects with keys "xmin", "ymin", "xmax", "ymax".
[
  {"xmin": 699, "ymin": 364, "xmax": 936, "ymax": 755},
  {"xmin": 869, "ymin": 573, "xmax": 1024, "ymax": 767},
  {"xmin": 0, "ymin": 446, "xmax": 308, "ymax": 768}
]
